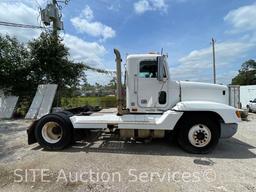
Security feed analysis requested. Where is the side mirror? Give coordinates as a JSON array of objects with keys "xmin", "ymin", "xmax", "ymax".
[
  {"xmin": 249, "ymin": 100, "xmax": 253, "ymax": 102},
  {"xmin": 157, "ymin": 56, "xmax": 165, "ymax": 81}
]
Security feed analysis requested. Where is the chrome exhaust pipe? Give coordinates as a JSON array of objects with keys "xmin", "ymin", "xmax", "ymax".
[{"xmin": 114, "ymin": 48, "xmax": 123, "ymax": 115}]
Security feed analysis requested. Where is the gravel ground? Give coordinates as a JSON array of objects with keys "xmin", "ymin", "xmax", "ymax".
[{"xmin": 0, "ymin": 114, "xmax": 256, "ymax": 192}]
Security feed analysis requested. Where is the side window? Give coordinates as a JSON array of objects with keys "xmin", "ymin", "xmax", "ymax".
[{"xmin": 139, "ymin": 60, "xmax": 158, "ymax": 78}]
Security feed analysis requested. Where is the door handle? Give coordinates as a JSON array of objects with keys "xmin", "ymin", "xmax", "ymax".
[{"xmin": 134, "ymin": 74, "xmax": 137, "ymax": 94}]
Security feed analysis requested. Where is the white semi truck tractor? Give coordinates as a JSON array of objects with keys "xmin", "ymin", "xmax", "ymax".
[{"xmin": 27, "ymin": 49, "xmax": 241, "ymax": 154}]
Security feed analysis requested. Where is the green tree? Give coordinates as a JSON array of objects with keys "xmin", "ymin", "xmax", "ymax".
[
  {"xmin": 105, "ymin": 77, "xmax": 116, "ymax": 95},
  {"xmin": 232, "ymin": 59, "xmax": 256, "ymax": 85},
  {"xmin": 28, "ymin": 32, "xmax": 85, "ymax": 89},
  {"xmin": 0, "ymin": 35, "xmax": 34, "ymax": 96},
  {"xmin": 0, "ymin": 33, "xmax": 86, "ymax": 115},
  {"xmin": 28, "ymin": 32, "xmax": 86, "ymax": 107},
  {"xmin": 0, "ymin": 33, "xmax": 86, "ymax": 96}
]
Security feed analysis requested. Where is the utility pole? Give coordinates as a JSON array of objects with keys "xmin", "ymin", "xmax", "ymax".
[
  {"xmin": 40, "ymin": 0, "xmax": 67, "ymax": 107},
  {"xmin": 211, "ymin": 38, "xmax": 216, "ymax": 84},
  {"xmin": 40, "ymin": 0, "xmax": 64, "ymax": 39},
  {"xmin": 52, "ymin": 0, "xmax": 58, "ymax": 40}
]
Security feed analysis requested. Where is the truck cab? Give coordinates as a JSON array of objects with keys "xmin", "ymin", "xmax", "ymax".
[
  {"xmin": 126, "ymin": 54, "xmax": 173, "ymax": 113},
  {"xmin": 126, "ymin": 53, "xmax": 229, "ymax": 113}
]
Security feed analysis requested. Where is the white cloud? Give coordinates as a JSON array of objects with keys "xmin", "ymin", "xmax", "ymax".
[
  {"xmin": 71, "ymin": 5, "xmax": 116, "ymax": 41},
  {"xmin": 134, "ymin": 0, "xmax": 151, "ymax": 14},
  {"xmin": 82, "ymin": 5, "xmax": 94, "ymax": 21},
  {"xmin": 63, "ymin": 34, "xmax": 107, "ymax": 68},
  {"xmin": 63, "ymin": 34, "xmax": 115, "ymax": 85},
  {"xmin": 107, "ymin": 3, "xmax": 121, "ymax": 12},
  {"xmin": 0, "ymin": 2, "xmax": 41, "ymax": 42},
  {"xmin": 171, "ymin": 41, "xmax": 255, "ymax": 83},
  {"xmin": 86, "ymin": 70, "xmax": 114, "ymax": 85},
  {"xmin": 224, "ymin": 4, "xmax": 256, "ymax": 33},
  {"xmin": 134, "ymin": 0, "xmax": 168, "ymax": 14},
  {"xmin": 0, "ymin": 2, "xmax": 112, "ymax": 85},
  {"xmin": 178, "ymin": 42, "xmax": 253, "ymax": 67},
  {"xmin": 71, "ymin": 18, "xmax": 116, "ymax": 41},
  {"xmin": 172, "ymin": 3, "xmax": 256, "ymax": 84}
]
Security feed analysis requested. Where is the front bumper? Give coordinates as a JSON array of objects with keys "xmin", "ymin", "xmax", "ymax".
[{"xmin": 220, "ymin": 123, "xmax": 238, "ymax": 138}]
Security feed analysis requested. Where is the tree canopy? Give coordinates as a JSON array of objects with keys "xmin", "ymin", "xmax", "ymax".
[
  {"xmin": 28, "ymin": 33, "xmax": 85, "ymax": 88},
  {"xmin": 0, "ymin": 35, "xmax": 33, "ymax": 96},
  {"xmin": 0, "ymin": 33, "xmax": 85, "ymax": 96},
  {"xmin": 232, "ymin": 59, "xmax": 256, "ymax": 85}
]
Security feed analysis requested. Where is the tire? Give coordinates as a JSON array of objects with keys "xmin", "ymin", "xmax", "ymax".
[
  {"xmin": 177, "ymin": 116, "xmax": 220, "ymax": 154},
  {"xmin": 34, "ymin": 114, "xmax": 73, "ymax": 150}
]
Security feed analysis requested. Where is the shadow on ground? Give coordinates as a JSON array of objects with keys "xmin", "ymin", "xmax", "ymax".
[
  {"xmin": 0, "ymin": 121, "xmax": 31, "ymax": 162},
  {"xmin": 32, "ymin": 133, "xmax": 256, "ymax": 160},
  {"xmin": 0, "ymin": 121, "xmax": 30, "ymax": 134}
]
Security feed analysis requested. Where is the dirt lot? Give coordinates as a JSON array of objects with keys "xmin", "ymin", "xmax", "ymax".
[{"xmin": 0, "ymin": 114, "xmax": 256, "ymax": 192}]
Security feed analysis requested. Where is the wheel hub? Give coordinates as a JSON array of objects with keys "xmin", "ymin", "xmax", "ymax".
[
  {"xmin": 196, "ymin": 131, "xmax": 206, "ymax": 140},
  {"xmin": 188, "ymin": 124, "xmax": 211, "ymax": 148},
  {"xmin": 41, "ymin": 122, "xmax": 63, "ymax": 144},
  {"xmin": 52, "ymin": 126, "xmax": 61, "ymax": 135}
]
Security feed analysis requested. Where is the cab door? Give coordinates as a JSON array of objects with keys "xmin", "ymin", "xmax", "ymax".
[{"xmin": 136, "ymin": 57, "xmax": 168, "ymax": 110}]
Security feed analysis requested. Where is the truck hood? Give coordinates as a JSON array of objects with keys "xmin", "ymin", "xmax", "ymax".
[{"xmin": 179, "ymin": 81, "xmax": 229, "ymax": 105}]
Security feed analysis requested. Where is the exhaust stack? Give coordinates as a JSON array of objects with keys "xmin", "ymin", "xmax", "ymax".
[{"xmin": 114, "ymin": 48, "xmax": 123, "ymax": 115}]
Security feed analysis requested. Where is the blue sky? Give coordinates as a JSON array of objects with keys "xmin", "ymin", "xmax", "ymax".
[{"xmin": 0, "ymin": 0, "xmax": 256, "ymax": 85}]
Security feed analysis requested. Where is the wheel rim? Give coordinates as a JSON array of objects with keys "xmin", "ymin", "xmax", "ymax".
[
  {"xmin": 188, "ymin": 124, "xmax": 212, "ymax": 148},
  {"xmin": 41, "ymin": 122, "xmax": 63, "ymax": 144}
]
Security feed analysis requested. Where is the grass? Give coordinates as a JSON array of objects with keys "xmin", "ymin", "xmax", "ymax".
[
  {"xmin": 61, "ymin": 96, "xmax": 117, "ymax": 109},
  {"xmin": 14, "ymin": 96, "xmax": 117, "ymax": 118}
]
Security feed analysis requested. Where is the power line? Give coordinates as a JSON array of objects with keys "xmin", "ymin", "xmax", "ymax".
[
  {"xmin": 0, "ymin": 21, "xmax": 43, "ymax": 29},
  {"xmin": 33, "ymin": 0, "xmax": 42, "ymax": 8}
]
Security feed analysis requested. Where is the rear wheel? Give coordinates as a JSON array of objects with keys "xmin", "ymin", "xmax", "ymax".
[
  {"xmin": 177, "ymin": 116, "xmax": 220, "ymax": 154},
  {"xmin": 35, "ymin": 114, "xmax": 72, "ymax": 150},
  {"xmin": 41, "ymin": 122, "xmax": 63, "ymax": 144}
]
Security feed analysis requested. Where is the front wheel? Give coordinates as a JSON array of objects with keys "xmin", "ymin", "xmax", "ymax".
[
  {"xmin": 177, "ymin": 117, "xmax": 220, "ymax": 154},
  {"xmin": 34, "ymin": 114, "xmax": 72, "ymax": 150}
]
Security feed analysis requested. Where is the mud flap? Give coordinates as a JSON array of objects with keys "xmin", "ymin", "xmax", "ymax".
[{"xmin": 27, "ymin": 120, "xmax": 38, "ymax": 145}]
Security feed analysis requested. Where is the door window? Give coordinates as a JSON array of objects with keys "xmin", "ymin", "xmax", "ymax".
[
  {"xmin": 139, "ymin": 60, "xmax": 166, "ymax": 78},
  {"xmin": 139, "ymin": 60, "xmax": 158, "ymax": 78}
]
